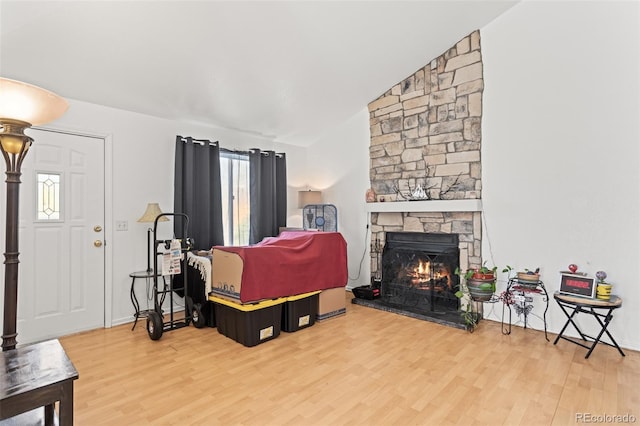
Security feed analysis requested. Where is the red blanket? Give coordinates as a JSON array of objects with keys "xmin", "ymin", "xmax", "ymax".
[{"xmin": 213, "ymin": 231, "xmax": 347, "ymax": 302}]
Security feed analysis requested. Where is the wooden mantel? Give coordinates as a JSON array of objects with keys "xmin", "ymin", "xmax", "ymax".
[{"xmin": 365, "ymin": 199, "xmax": 482, "ymax": 213}]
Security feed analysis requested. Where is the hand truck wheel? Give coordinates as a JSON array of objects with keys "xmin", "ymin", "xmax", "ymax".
[
  {"xmin": 192, "ymin": 303, "xmax": 206, "ymax": 329},
  {"xmin": 147, "ymin": 311, "xmax": 163, "ymax": 340}
]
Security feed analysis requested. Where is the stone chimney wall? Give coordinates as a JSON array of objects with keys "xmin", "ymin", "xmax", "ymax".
[
  {"xmin": 367, "ymin": 31, "xmax": 485, "ymax": 274},
  {"xmin": 368, "ymin": 30, "xmax": 483, "ymax": 201}
]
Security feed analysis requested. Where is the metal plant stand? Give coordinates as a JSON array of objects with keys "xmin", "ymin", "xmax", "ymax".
[{"xmin": 502, "ymin": 277, "xmax": 549, "ymax": 341}]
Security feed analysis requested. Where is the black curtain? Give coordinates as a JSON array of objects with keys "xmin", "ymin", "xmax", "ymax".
[
  {"xmin": 174, "ymin": 136, "xmax": 224, "ymax": 249},
  {"xmin": 249, "ymin": 149, "xmax": 287, "ymax": 244}
]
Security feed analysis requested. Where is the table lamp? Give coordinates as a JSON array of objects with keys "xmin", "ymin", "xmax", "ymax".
[{"xmin": 297, "ymin": 189, "xmax": 322, "ymax": 229}]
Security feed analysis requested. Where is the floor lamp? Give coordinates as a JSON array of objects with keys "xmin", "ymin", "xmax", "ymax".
[
  {"xmin": 0, "ymin": 78, "xmax": 68, "ymax": 351},
  {"xmin": 137, "ymin": 203, "xmax": 169, "ymax": 273}
]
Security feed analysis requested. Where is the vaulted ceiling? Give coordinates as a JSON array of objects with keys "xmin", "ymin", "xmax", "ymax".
[{"xmin": 0, "ymin": 1, "xmax": 518, "ymax": 146}]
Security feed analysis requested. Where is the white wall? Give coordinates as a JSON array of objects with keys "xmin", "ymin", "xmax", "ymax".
[
  {"xmin": 481, "ymin": 1, "xmax": 640, "ymax": 350},
  {"xmin": 47, "ymin": 99, "xmax": 306, "ymax": 326},
  {"xmin": 302, "ymin": 108, "xmax": 372, "ymax": 290},
  {"xmin": 290, "ymin": 1, "xmax": 640, "ymax": 353}
]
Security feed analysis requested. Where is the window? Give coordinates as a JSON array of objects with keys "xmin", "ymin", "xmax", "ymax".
[
  {"xmin": 220, "ymin": 152, "xmax": 250, "ymax": 246},
  {"xmin": 36, "ymin": 172, "xmax": 62, "ymax": 220}
]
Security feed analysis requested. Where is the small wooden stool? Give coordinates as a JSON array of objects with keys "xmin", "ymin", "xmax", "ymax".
[{"xmin": 553, "ymin": 291, "xmax": 625, "ymax": 359}]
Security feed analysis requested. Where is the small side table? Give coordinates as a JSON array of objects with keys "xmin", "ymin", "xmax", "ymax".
[
  {"xmin": 502, "ymin": 278, "xmax": 549, "ymax": 341},
  {"xmin": 130, "ymin": 269, "xmax": 162, "ymax": 331},
  {"xmin": 0, "ymin": 339, "xmax": 78, "ymax": 426},
  {"xmin": 553, "ymin": 291, "xmax": 625, "ymax": 359}
]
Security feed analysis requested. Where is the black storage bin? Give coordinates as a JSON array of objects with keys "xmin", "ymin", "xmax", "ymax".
[
  {"xmin": 210, "ymin": 295, "xmax": 285, "ymax": 347},
  {"xmin": 282, "ymin": 291, "xmax": 320, "ymax": 332},
  {"xmin": 203, "ymin": 300, "xmax": 216, "ymax": 327}
]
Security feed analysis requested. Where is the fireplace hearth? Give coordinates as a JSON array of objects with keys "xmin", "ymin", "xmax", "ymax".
[{"xmin": 352, "ymin": 232, "xmax": 466, "ymax": 329}]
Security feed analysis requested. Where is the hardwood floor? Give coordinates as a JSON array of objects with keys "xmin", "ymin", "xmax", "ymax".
[{"xmin": 59, "ymin": 293, "xmax": 639, "ymax": 425}]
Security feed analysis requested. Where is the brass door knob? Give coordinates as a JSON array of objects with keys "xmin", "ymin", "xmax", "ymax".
[
  {"xmin": 94, "ymin": 225, "xmax": 103, "ymax": 232},
  {"xmin": 94, "ymin": 240, "xmax": 103, "ymax": 247}
]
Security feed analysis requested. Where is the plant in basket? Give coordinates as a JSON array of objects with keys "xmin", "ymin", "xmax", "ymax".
[
  {"xmin": 503, "ymin": 265, "xmax": 541, "ymax": 288},
  {"xmin": 516, "ymin": 267, "xmax": 540, "ymax": 286}
]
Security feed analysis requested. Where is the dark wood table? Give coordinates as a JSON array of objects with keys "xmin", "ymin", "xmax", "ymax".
[{"xmin": 0, "ymin": 339, "xmax": 79, "ymax": 425}]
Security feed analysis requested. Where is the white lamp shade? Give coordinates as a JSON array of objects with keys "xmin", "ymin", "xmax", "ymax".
[
  {"xmin": 0, "ymin": 77, "xmax": 68, "ymax": 125},
  {"xmin": 298, "ymin": 190, "xmax": 322, "ymax": 208},
  {"xmin": 137, "ymin": 203, "xmax": 170, "ymax": 223}
]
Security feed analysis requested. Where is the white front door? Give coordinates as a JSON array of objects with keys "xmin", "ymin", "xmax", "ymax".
[{"xmin": 0, "ymin": 128, "xmax": 105, "ymax": 345}]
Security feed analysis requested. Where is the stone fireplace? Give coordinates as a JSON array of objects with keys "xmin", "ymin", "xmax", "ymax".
[
  {"xmin": 370, "ymin": 206, "xmax": 482, "ymax": 279},
  {"xmin": 359, "ymin": 200, "xmax": 482, "ymax": 328},
  {"xmin": 354, "ymin": 30, "xmax": 485, "ymax": 327}
]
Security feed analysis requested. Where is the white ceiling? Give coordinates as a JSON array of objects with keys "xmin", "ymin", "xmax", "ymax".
[{"xmin": 0, "ymin": 1, "xmax": 518, "ymax": 146}]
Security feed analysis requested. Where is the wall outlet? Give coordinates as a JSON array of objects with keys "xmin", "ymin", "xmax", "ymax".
[{"xmin": 116, "ymin": 220, "xmax": 128, "ymax": 231}]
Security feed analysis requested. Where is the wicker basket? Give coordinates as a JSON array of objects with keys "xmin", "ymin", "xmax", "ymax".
[{"xmin": 517, "ymin": 272, "xmax": 540, "ymax": 282}]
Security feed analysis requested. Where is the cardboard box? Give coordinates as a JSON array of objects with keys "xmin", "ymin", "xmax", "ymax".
[
  {"xmin": 209, "ymin": 295, "xmax": 285, "ymax": 347},
  {"xmin": 317, "ymin": 287, "xmax": 346, "ymax": 320},
  {"xmin": 211, "ymin": 248, "xmax": 244, "ymax": 301},
  {"xmin": 282, "ymin": 291, "xmax": 320, "ymax": 332}
]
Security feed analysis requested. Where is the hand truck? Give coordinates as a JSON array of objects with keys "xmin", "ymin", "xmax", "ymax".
[{"xmin": 146, "ymin": 212, "xmax": 206, "ymax": 340}]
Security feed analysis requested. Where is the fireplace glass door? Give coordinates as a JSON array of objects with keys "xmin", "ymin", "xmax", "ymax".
[{"xmin": 381, "ymin": 232, "xmax": 460, "ymax": 314}]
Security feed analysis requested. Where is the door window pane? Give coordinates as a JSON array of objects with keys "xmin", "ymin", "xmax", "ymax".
[{"xmin": 37, "ymin": 172, "xmax": 61, "ymax": 220}]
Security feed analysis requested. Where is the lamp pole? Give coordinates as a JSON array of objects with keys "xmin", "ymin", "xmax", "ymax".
[
  {"xmin": 0, "ymin": 120, "xmax": 32, "ymax": 351},
  {"xmin": 137, "ymin": 203, "xmax": 169, "ymax": 273},
  {"xmin": 0, "ymin": 78, "xmax": 68, "ymax": 351}
]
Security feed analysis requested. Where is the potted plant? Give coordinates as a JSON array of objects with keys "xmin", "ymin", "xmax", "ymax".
[
  {"xmin": 454, "ymin": 263, "xmax": 498, "ymax": 332},
  {"xmin": 595, "ymin": 270, "xmax": 612, "ymax": 300},
  {"xmin": 504, "ymin": 266, "xmax": 541, "ymax": 288},
  {"xmin": 463, "ymin": 263, "xmax": 497, "ymax": 302}
]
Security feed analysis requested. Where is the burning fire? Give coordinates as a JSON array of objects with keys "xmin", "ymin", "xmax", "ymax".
[
  {"xmin": 408, "ymin": 260, "xmax": 451, "ymax": 289},
  {"xmin": 410, "ymin": 260, "xmax": 433, "ymax": 284},
  {"xmin": 415, "ymin": 260, "xmax": 430, "ymax": 279}
]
